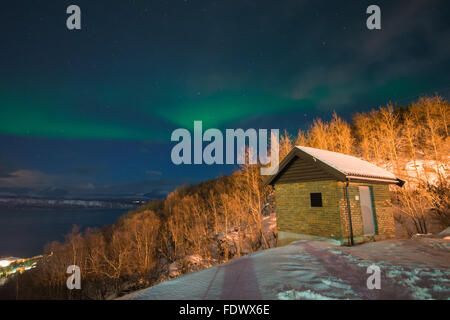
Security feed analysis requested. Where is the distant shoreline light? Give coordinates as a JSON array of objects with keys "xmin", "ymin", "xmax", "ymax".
[{"xmin": 0, "ymin": 260, "xmax": 13, "ymax": 268}]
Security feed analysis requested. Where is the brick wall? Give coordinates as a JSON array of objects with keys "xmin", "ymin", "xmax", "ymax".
[
  {"xmin": 275, "ymin": 180, "xmax": 343, "ymax": 240},
  {"xmin": 275, "ymin": 180, "xmax": 396, "ymax": 246}
]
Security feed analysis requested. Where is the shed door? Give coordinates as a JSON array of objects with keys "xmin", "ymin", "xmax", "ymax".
[{"xmin": 359, "ymin": 186, "xmax": 375, "ymax": 235}]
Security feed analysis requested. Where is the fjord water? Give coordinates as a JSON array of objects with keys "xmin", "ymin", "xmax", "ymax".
[{"xmin": 0, "ymin": 208, "xmax": 127, "ymax": 257}]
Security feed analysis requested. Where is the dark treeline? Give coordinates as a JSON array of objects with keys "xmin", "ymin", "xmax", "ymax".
[{"xmin": 0, "ymin": 96, "xmax": 448, "ymax": 299}]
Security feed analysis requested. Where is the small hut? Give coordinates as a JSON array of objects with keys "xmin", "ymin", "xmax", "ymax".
[{"xmin": 265, "ymin": 146, "xmax": 404, "ymax": 246}]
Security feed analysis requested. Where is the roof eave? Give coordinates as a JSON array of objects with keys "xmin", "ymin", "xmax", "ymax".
[
  {"xmin": 346, "ymin": 175, "xmax": 405, "ymax": 186},
  {"xmin": 263, "ymin": 148, "xmax": 298, "ymax": 186}
]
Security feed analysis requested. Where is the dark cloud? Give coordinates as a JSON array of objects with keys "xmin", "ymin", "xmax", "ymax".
[
  {"xmin": 72, "ymin": 165, "xmax": 103, "ymax": 175},
  {"xmin": 0, "ymin": 154, "xmax": 19, "ymax": 178},
  {"xmin": 145, "ymin": 170, "xmax": 162, "ymax": 176}
]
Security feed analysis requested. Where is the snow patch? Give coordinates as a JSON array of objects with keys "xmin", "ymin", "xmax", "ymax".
[{"xmin": 278, "ymin": 289, "xmax": 338, "ymax": 300}]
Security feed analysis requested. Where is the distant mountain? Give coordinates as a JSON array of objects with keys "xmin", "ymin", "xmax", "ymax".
[
  {"xmin": 0, "ymin": 178, "xmax": 196, "ymax": 201},
  {"xmin": 37, "ymin": 187, "xmax": 69, "ymax": 198},
  {"xmin": 0, "ymin": 197, "xmax": 137, "ymax": 209},
  {"xmin": 142, "ymin": 190, "xmax": 170, "ymax": 199}
]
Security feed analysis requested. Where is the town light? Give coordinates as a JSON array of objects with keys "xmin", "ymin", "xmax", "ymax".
[{"xmin": 0, "ymin": 260, "xmax": 12, "ymax": 268}]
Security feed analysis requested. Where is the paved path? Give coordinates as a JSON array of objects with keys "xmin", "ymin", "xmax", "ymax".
[{"xmin": 122, "ymin": 239, "xmax": 450, "ymax": 300}]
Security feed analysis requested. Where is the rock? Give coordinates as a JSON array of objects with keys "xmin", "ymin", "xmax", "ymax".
[
  {"xmin": 184, "ymin": 254, "xmax": 203, "ymax": 268},
  {"xmin": 168, "ymin": 261, "xmax": 181, "ymax": 278}
]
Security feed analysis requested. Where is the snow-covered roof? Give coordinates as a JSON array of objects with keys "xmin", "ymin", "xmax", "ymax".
[
  {"xmin": 297, "ymin": 146, "xmax": 398, "ymax": 181},
  {"xmin": 265, "ymin": 146, "xmax": 404, "ymax": 185}
]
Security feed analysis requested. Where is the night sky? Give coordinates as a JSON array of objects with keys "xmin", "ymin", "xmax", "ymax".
[{"xmin": 1, "ymin": 0, "xmax": 449, "ymax": 198}]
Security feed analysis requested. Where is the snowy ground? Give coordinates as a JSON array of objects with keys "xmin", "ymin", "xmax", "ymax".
[{"xmin": 121, "ymin": 238, "xmax": 449, "ymax": 300}]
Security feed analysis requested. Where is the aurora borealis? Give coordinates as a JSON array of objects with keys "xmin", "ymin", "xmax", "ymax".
[{"xmin": 1, "ymin": 0, "xmax": 449, "ymax": 197}]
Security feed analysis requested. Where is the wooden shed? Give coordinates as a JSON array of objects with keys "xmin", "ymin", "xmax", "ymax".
[{"xmin": 265, "ymin": 146, "xmax": 404, "ymax": 246}]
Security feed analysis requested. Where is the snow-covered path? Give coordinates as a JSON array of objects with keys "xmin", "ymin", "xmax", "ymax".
[{"xmin": 121, "ymin": 240, "xmax": 450, "ymax": 300}]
